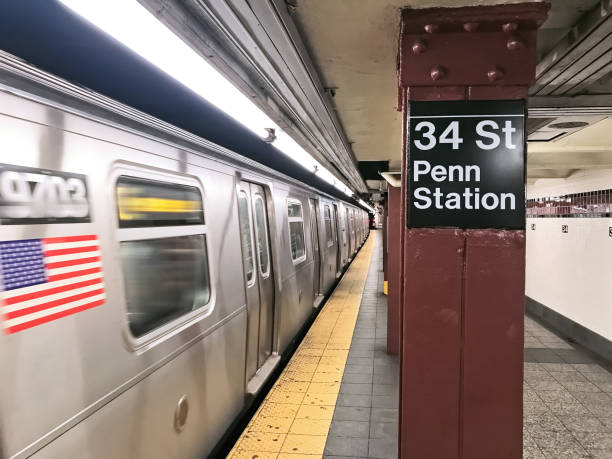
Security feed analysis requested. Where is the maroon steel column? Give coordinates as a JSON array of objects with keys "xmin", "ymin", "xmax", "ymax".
[
  {"xmin": 382, "ymin": 194, "xmax": 388, "ymax": 286},
  {"xmin": 396, "ymin": 4, "xmax": 548, "ymax": 459},
  {"xmin": 386, "ymin": 186, "xmax": 401, "ymax": 355}
]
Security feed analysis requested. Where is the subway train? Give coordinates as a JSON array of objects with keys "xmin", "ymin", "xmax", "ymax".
[{"xmin": 0, "ymin": 55, "xmax": 369, "ymax": 458}]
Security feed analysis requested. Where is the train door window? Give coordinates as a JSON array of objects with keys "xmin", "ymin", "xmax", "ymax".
[
  {"xmin": 253, "ymin": 194, "xmax": 270, "ymax": 276},
  {"xmin": 324, "ymin": 205, "xmax": 333, "ymax": 246},
  {"xmin": 238, "ymin": 191, "xmax": 256, "ymax": 284},
  {"xmin": 116, "ymin": 176, "xmax": 211, "ymax": 339},
  {"xmin": 287, "ymin": 199, "xmax": 306, "ymax": 263}
]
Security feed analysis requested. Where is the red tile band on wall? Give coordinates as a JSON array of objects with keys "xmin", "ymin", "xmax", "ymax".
[{"xmin": 527, "ymin": 189, "xmax": 612, "ymax": 217}]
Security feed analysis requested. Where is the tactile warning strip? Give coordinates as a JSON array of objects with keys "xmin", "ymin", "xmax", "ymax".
[{"xmin": 229, "ymin": 232, "xmax": 377, "ymax": 458}]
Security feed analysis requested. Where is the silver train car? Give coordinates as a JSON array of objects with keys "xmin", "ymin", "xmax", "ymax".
[{"xmin": 0, "ymin": 56, "xmax": 369, "ymax": 458}]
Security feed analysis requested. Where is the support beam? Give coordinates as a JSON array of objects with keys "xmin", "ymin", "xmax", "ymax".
[
  {"xmin": 386, "ymin": 186, "xmax": 401, "ymax": 355},
  {"xmin": 397, "ymin": 4, "xmax": 548, "ymax": 458}
]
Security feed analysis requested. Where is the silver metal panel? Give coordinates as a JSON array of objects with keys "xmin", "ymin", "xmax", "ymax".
[
  {"xmin": 249, "ymin": 183, "xmax": 275, "ymax": 368},
  {"xmin": 0, "ymin": 64, "xmax": 369, "ymax": 458},
  {"xmin": 30, "ymin": 311, "xmax": 247, "ymax": 459}
]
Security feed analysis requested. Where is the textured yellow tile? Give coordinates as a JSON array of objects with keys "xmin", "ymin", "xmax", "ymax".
[
  {"xmin": 294, "ymin": 348, "xmax": 324, "ymax": 357},
  {"xmin": 303, "ymin": 392, "xmax": 339, "ymax": 406},
  {"xmin": 258, "ymin": 403, "xmax": 300, "ymax": 419},
  {"xmin": 248, "ymin": 416, "xmax": 294, "ymax": 434},
  {"xmin": 315, "ymin": 364, "xmax": 344, "ymax": 373},
  {"xmin": 230, "ymin": 450, "xmax": 278, "ymax": 459},
  {"xmin": 289, "ymin": 418, "xmax": 332, "ymax": 436},
  {"xmin": 230, "ymin": 234, "xmax": 376, "ymax": 456},
  {"xmin": 295, "ymin": 404, "xmax": 334, "ymax": 420},
  {"xmin": 307, "ymin": 382, "xmax": 341, "ymax": 394},
  {"xmin": 310, "ymin": 372, "xmax": 342, "ymax": 383},
  {"xmin": 279, "ymin": 371, "xmax": 314, "ymax": 383},
  {"xmin": 267, "ymin": 389, "xmax": 306, "ymax": 405},
  {"xmin": 289, "ymin": 355, "xmax": 320, "ymax": 365},
  {"xmin": 322, "ymin": 349, "xmax": 348, "ymax": 358},
  {"xmin": 285, "ymin": 362, "xmax": 318, "ymax": 373},
  {"xmin": 319, "ymin": 355, "xmax": 347, "ymax": 368},
  {"xmin": 280, "ymin": 434, "xmax": 327, "ymax": 455},
  {"xmin": 237, "ymin": 432, "xmax": 285, "ymax": 453},
  {"xmin": 277, "ymin": 454, "xmax": 321, "ymax": 459},
  {"xmin": 274, "ymin": 381, "xmax": 310, "ymax": 393}
]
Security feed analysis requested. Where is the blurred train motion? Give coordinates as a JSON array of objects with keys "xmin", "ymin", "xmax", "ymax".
[{"xmin": 0, "ymin": 56, "xmax": 368, "ymax": 458}]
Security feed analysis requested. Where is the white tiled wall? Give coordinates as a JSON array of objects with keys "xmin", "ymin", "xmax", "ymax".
[{"xmin": 526, "ymin": 169, "xmax": 612, "ymax": 342}]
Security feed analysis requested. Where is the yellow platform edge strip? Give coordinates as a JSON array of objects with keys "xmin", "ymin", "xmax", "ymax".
[{"xmin": 229, "ymin": 232, "xmax": 377, "ymax": 458}]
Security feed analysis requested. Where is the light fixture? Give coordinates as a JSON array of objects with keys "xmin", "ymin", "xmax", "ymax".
[
  {"xmin": 358, "ymin": 199, "xmax": 375, "ymax": 212},
  {"xmin": 58, "ymin": 0, "xmax": 358, "ymax": 198}
]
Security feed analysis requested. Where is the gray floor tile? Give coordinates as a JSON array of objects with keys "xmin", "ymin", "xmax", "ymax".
[
  {"xmin": 371, "ymin": 408, "xmax": 399, "ymax": 423},
  {"xmin": 346, "ymin": 356, "xmax": 374, "ymax": 366},
  {"xmin": 337, "ymin": 393, "xmax": 373, "ymax": 407},
  {"xmin": 371, "ymin": 395, "xmax": 398, "ymax": 409},
  {"xmin": 324, "ymin": 437, "xmax": 369, "ymax": 457},
  {"xmin": 373, "ymin": 373, "xmax": 398, "ymax": 385},
  {"xmin": 368, "ymin": 438, "xmax": 398, "ymax": 459},
  {"xmin": 372, "ymin": 384, "xmax": 397, "ymax": 396},
  {"xmin": 340, "ymin": 383, "xmax": 372, "ymax": 395},
  {"xmin": 345, "ymin": 364, "xmax": 374, "ymax": 375},
  {"xmin": 328, "ymin": 420, "xmax": 370, "ymax": 438},
  {"xmin": 370, "ymin": 421, "xmax": 398, "ymax": 439},
  {"xmin": 333, "ymin": 406, "xmax": 371, "ymax": 422},
  {"xmin": 343, "ymin": 372, "xmax": 373, "ymax": 384}
]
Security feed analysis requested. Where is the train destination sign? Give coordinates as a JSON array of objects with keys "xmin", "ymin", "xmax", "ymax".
[{"xmin": 407, "ymin": 100, "xmax": 525, "ymax": 229}]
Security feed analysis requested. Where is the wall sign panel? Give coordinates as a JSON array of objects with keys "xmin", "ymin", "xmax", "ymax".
[{"xmin": 407, "ymin": 100, "xmax": 525, "ymax": 229}]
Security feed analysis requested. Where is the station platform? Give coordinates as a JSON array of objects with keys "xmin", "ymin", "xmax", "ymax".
[
  {"xmin": 229, "ymin": 230, "xmax": 612, "ymax": 459},
  {"xmin": 229, "ymin": 231, "xmax": 398, "ymax": 458}
]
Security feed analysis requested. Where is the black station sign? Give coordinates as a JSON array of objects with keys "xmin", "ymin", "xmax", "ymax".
[
  {"xmin": 407, "ymin": 100, "xmax": 525, "ymax": 229},
  {"xmin": 0, "ymin": 164, "xmax": 90, "ymax": 224}
]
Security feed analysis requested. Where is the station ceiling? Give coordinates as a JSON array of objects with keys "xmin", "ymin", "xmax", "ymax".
[
  {"xmin": 142, "ymin": 0, "xmax": 612, "ymax": 193},
  {"xmin": 289, "ymin": 0, "xmax": 612, "ymax": 185}
]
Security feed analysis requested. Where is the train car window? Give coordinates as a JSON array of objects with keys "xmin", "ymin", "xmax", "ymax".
[
  {"xmin": 117, "ymin": 176, "xmax": 204, "ymax": 227},
  {"xmin": 120, "ymin": 235, "xmax": 210, "ymax": 337},
  {"xmin": 324, "ymin": 205, "xmax": 333, "ymax": 246},
  {"xmin": 287, "ymin": 200, "xmax": 306, "ymax": 263},
  {"xmin": 115, "ymin": 176, "xmax": 211, "ymax": 339},
  {"xmin": 253, "ymin": 194, "xmax": 270, "ymax": 276},
  {"xmin": 238, "ymin": 191, "xmax": 255, "ymax": 284}
]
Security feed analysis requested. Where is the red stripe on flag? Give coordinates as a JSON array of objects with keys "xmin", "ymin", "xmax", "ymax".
[
  {"xmin": 2, "ymin": 278, "xmax": 103, "ymax": 306},
  {"xmin": 42, "ymin": 235, "xmax": 98, "ymax": 244},
  {"xmin": 4, "ymin": 288, "xmax": 105, "ymax": 320},
  {"xmin": 47, "ymin": 267, "xmax": 102, "ymax": 283},
  {"xmin": 45, "ymin": 256, "xmax": 101, "ymax": 270},
  {"xmin": 4, "ymin": 299, "xmax": 105, "ymax": 334},
  {"xmin": 43, "ymin": 245, "xmax": 99, "ymax": 257}
]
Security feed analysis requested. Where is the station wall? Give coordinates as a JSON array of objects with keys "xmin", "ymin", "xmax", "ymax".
[{"xmin": 526, "ymin": 169, "xmax": 612, "ymax": 354}]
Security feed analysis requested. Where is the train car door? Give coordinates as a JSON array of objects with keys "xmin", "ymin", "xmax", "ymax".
[
  {"xmin": 309, "ymin": 198, "xmax": 322, "ymax": 304},
  {"xmin": 345, "ymin": 207, "xmax": 353, "ymax": 256},
  {"xmin": 237, "ymin": 181, "xmax": 275, "ymax": 385},
  {"xmin": 333, "ymin": 203, "xmax": 342, "ymax": 276}
]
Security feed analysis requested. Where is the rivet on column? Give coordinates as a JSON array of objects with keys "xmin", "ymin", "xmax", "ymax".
[
  {"xmin": 506, "ymin": 36, "xmax": 523, "ymax": 51},
  {"xmin": 412, "ymin": 40, "xmax": 427, "ymax": 54},
  {"xmin": 463, "ymin": 22, "xmax": 479, "ymax": 32},
  {"xmin": 430, "ymin": 66, "xmax": 446, "ymax": 81},
  {"xmin": 487, "ymin": 67, "xmax": 504, "ymax": 82},
  {"xmin": 424, "ymin": 24, "xmax": 439, "ymax": 33},
  {"xmin": 502, "ymin": 22, "xmax": 518, "ymax": 33}
]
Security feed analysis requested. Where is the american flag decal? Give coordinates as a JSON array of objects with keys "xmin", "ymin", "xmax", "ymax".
[{"xmin": 0, "ymin": 235, "xmax": 105, "ymax": 334}]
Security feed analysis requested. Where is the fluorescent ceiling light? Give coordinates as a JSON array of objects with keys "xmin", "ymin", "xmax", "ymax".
[
  {"xmin": 358, "ymin": 199, "xmax": 375, "ymax": 212},
  {"xmin": 59, "ymin": 0, "xmax": 358, "ymax": 198}
]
